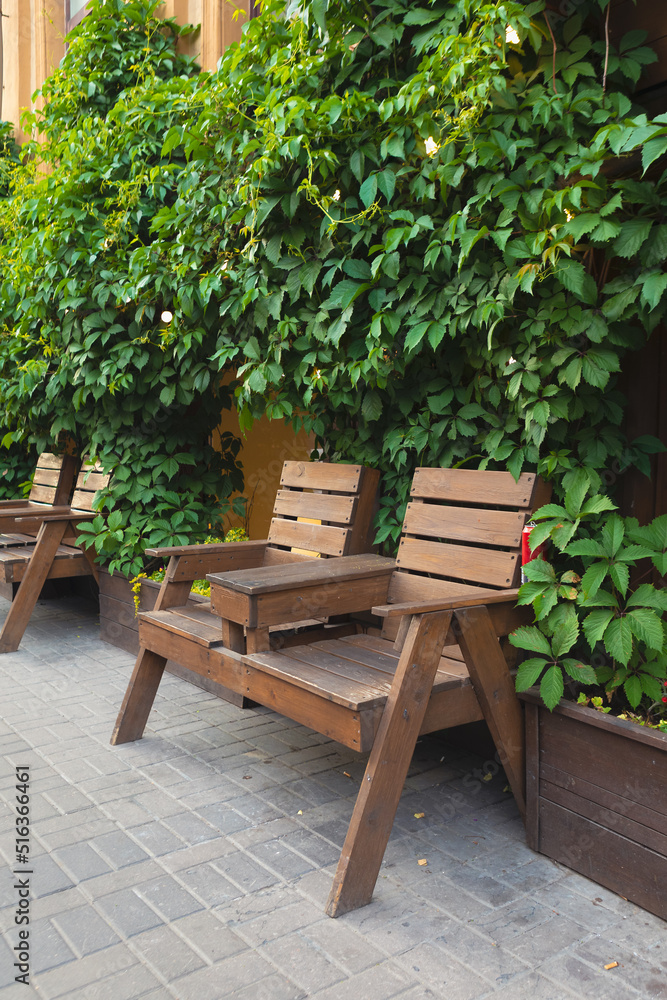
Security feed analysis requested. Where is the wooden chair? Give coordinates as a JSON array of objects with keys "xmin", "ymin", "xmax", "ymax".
[
  {"xmin": 112, "ymin": 467, "xmax": 548, "ymax": 916},
  {"xmin": 111, "ymin": 460, "xmax": 380, "ymax": 733},
  {"xmin": 0, "ymin": 459, "xmax": 109, "ymax": 652},
  {"xmin": 0, "ymin": 451, "xmax": 79, "ymax": 532}
]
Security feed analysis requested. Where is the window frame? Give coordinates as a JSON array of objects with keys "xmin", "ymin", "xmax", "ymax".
[{"xmin": 65, "ymin": 0, "xmax": 90, "ymax": 33}]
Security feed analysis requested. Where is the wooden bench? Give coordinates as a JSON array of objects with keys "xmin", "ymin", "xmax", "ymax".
[
  {"xmin": 0, "ymin": 459, "xmax": 109, "ymax": 652},
  {"xmin": 112, "ymin": 467, "xmax": 549, "ymax": 915},
  {"xmin": 110, "ymin": 460, "xmax": 380, "ymax": 728}
]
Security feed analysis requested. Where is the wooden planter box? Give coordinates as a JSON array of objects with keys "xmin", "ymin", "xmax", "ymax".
[
  {"xmin": 99, "ymin": 569, "xmax": 232, "ymax": 699},
  {"xmin": 520, "ymin": 690, "xmax": 667, "ymax": 921}
]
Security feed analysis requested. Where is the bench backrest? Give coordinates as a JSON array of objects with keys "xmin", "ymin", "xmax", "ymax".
[
  {"xmin": 70, "ymin": 460, "xmax": 110, "ymax": 513},
  {"xmin": 383, "ymin": 468, "xmax": 550, "ymax": 638},
  {"xmin": 263, "ymin": 462, "xmax": 380, "ymax": 565},
  {"xmin": 27, "ymin": 453, "xmax": 79, "ymax": 507}
]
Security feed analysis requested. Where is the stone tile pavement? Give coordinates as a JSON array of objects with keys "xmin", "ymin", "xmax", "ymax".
[{"xmin": 0, "ymin": 595, "xmax": 665, "ymax": 1000}]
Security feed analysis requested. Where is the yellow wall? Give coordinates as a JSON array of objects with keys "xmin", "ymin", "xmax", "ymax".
[{"xmin": 213, "ymin": 414, "xmax": 315, "ymax": 540}]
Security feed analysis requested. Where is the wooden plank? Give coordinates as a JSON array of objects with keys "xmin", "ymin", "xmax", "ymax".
[
  {"xmin": 537, "ymin": 710, "xmax": 667, "ymax": 813},
  {"xmin": 346, "ymin": 466, "xmax": 380, "ymax": 555},
  {"xmin": 524, "ymin": 701, "xmax": 540, "ymax": 851},
  {"xmin": 520, "ymin": 689, "xmax": 667, "ymax": 753},
  {"xmin": 31, "ymin": 469, "xmax": 61, "ymax": 488},
  {"xmin": 209, "ymin": 554, "xmax": 394, "ymax": 596},
  {"xmin": 168, "ymin": 546, "xmax": 267, "ymax": 582},
  {"xmin": 0, "ymin": 546, "xmax": 91, "ymax": 584},
  {"xmin": 242, "ymin": 646, "xmax": 387, "ymax": 710},
  {"xmin": 325, "ymin": 611, "xmax": 453, "ymax": 916},
  {"xmin": 410, "ymin": 468, "xmax": 537, "ymax": 507},
  {"xmin": 267, "ymin": 518, "xmax": 350, "ymax": 556},
  {"xmin": 241, "ymin": 663, "xmax": 370, "ymax": 750},
  {"xmin": 137, "ymin": 620, "xmax": 245, "ymax": 692},
  {"xmin": 538, "ymin": 799, "xmax": 667, "ymax": 921},
  {"xmin": 252, "ymin": 574, "xmax": 392, "ymax": 628},
  {"xmin": 421, "ymin": 683, "xmax": 483, "ymax": 734},
  {"xmin": 454, "ymin": 605, "xmax": 526, "ymax": 820},
  {"xmin": 272, "ymin": 490, "xmax": 357, "ymax": 524},
  {"xmin": 110, "ymin": 648, "xmax": 168, "ymax": 744},
  {"xmin": 397, "ymin": 537, "xmax": 518, "ymax": 587},
  {"xmin": 402, "ymin": 502, "xmax": 526, "ymax": 548},
  {"xmin": 263, "ymin": 547, "xmax": 320, "ymax": 566},
  {"xmin": 139, "ymin": 609, "xmax": 225, "ymax": 648},
  {"xmin": 145, "ymin": 540, "xmax": 268, "ymax": 559},
  {"xmin": 33, "ymin": 452, "xmax": 63, "ymax": 471},
  {"xmin": 28, "ymin": 485, "xmax": 58, "ymax": 504},
  {"xmin": 70, "ymin": 489, "xmax": 104, "ymax": 511},
  {"xmin": 0, "ymin": 520, "xmax": 68, "ymax": 652},
  {"xmin": 280, "ymin": 461, "xmax": 362, "ymax": 493},
  {"xmin": 541, "ymin": 777, "xmax": 667, "ymax": 857}
]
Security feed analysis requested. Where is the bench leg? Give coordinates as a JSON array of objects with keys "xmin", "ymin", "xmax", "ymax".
[
  {"xmin": 325, "ymin": 610, "xmax": 452, "ymax": 918},
  {"xmin": 0, "ymin": 521, "xmax": 67, "ymax": 653},
  {"xmin": 111, "ymin": 648, "xmax": 167, "ymax": 745},
  {"xmin": 454, "ymin": 605, "xmax": 526, "ymax": 820}
]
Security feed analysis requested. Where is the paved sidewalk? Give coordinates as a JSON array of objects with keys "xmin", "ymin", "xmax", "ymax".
[{"xmin": 0, "ymin": 595, "xmax": 665, "ymax": 1000}]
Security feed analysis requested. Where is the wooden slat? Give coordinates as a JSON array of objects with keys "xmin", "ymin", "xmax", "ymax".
[
  {"xmin": 402, "ymin": 502, "xmax": 526, "ymax": 548},
  {"xmin": 241, "ymin": 662, "xmax": 372, "ymax": 750},
  {"xmin": 70, "ymin": 489, "xmax": 104, "ymax": 511},
  {"xmin": 33, "ymin": 452, "xmax": 63, "ymax": 471},
  {"xmin": 243, "ymin": 646, "xmax": 386, "ymax": 710},
  {"xmin": 28, "ymin": 485, "xmax": 59, "ymax": 504},
  {"xmin": 250, "ymin": 573, "xmax": 392, "ymax": 628},
  {"xmin": 272, "ymin": 490, "xmax": 357, "ymax": 524},
  {"xmin": 411, "ymin": 468, "xmax": 537, "ymax": 507},
  {"xmin": 209, "ymin": 553, "xmax": 394, "ymax": 596},
  {"xmin": 31, "ymin": 469, "xmax": 61, "ymax": 488},
  {"xmin": 140, "ymin": 609, "xmax": 225, "ymax": 648},
  {"xmin": 168, "ymin": 546, "xmax": 266, "ymax": 582},
  {"xmin": 262, "ymin": 547, "xmax": 320, "ymax": 566},
  {"xmin": 280, "ymin": 461, "xmax": 362, "ymax": 493},
  {"xmin": 397, "ymin": 537, "xmax": 518, "ymax": 587},
  {"xmin": 538, "ymin": 799, "xmax": 667, "ymax": 921},
  {"xmin": 267, "ymin": 518, "xmax": 350, "ymax": 556},
  {"xmin": 541, "ymin": 774, "xmax": 667, "ymax": 854}
]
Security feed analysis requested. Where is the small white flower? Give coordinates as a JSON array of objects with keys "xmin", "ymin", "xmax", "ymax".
[
  {"xmin": 161, "ymin": 310, "xmax": 173, "ymax": 323},
  {"xmin": 565, "ymin": 209, "xmax": 574, "ymax": 221},
  {"xmin": 505, "ymin": 26, "xmax": 520, "ymax": 45},
  {"xmin": 332, "ymin": 189, "xmax": 341, "ymax": 201},
  {"xmin": 424, "ymin": 136, "xmax": 439, "ymax": 156}
]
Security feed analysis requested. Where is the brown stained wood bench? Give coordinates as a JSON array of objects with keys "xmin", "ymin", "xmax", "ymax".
[
  {"xmin": 0, "ymin": 460, "xmax": 110, "ymax": 652},
  {"xmin": 110, "ymin": 460, "xmax": 381, "ymax": 736},
  {"xmin": 111, "ymin": 466, "xmax": 549, "ymax": 915}
]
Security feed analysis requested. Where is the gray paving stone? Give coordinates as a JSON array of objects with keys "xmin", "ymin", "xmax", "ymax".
[
  {"xmin": 393, "ymin": 942, "xmax": 489, "ymax": 999},
  {"xmin": 304, "ymin": 918, "xmax": 387, "ymax": 974},
  {"xmin": 248, "ymin": 839, "xmax": 315, "ymax": 880},
  {"xmin": 96, "ymin": 888, "xmax": 165, "ymax": 937},
  {"xmin": 131, "ymin": 924, "xmax": 206, "ymax": 981},
  {"xmin": 195, "ymin": 801, "xmax": 252, "ymax": 835},
  {"xmin": 51, "ymin": 906, "xmax": 120, "ymax": 955},
  {"xmin": 32, "ymin": 942, "xmax": 138, "ymax": 999},
  {"xmin": 212, "ymin": 851, "xmax": 279, "ymax": 893},
  {"xmin": 50, "ymin": 843, "xmax": 114, "ymax": 881},
  {"xmin": 33, "ymin": 854, "xmax": 76, "ymax": 897},
  {"xmin": 91, "ymin": 829, "xmax": 151, "ymax": 868},
  {"xmin": 260, "ymin": 932, "xmax": 345, "ymax": 993},
  {"xmin": 178, "ymin": 863, "xmax": 244, "ymax": 906},
  {"xmin": 235, "ymin": 898, "xmax": 324, "ymax": 947},
  {"xmin": 128, "ymin": 821, "xmax": 186, "ymax": 856},
  {"xmin": 170, "ymin": 950, "xmax": 276, "ymax": 1000},
  {"xmin": 137, "ymin": 876, "xmax": 204, "ymax": 921},
  {"xmin": 173, "ymin": 910, "xmax": 247, "ymax": 964},
  {"xmin": 306, "ymin": 962, "xmax": 414, "ymax": 1000},
  {"xmin": 162, "ymin": 811, "xmax": 219, "ymax": 844},
  {"xmin": 222, "ymin": 974, "xmax": 307, "ymax": 1000}
]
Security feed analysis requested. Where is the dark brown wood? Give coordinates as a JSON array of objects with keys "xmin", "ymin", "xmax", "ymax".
[
  {"xmin": 272, "ymin": 490, "xmax": 357, "ymax": 524},
  {"xmin": 524, "ymin": 701, "xmax": 540, "ymax": 851},
  {"xmin": 0, "ymin": 520, "xmax": 68, "ymax": 652},
  {"xmin": 454, "ymin": 605, "xmax": 526, "ymax": 819},
  {"xmin": 325, "ymin": 611, "xmax": 453, "ymax": 916},
  {"xmin": 267, "ymin": 518, "xmax": 350, "ymax": 556},
  {"xmin": 396, "ymin": 537, "xmax": 518, "ymax": 587},
  {"xmin": 520, "ymin": 691, "xmax": 667, "ymax": 921},
  {"xmin": 402, "ymin": 502, "xmax": 527, "ymax": 548},
  {"xmin": 222, "ymin": 618, "xmax": 245, "ymax": 653},
  {"xmin": 208, "ymin": 553, "xmax": 394, "ymax": 596},
  {"xmin": 111, "ymin": 648, "xmax": 169, "ymax": 745}
]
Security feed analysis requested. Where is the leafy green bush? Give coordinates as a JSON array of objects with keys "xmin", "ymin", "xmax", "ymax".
[
  {"xmin": 0, "ymin": 0, "xmax": 244, "ymax": 574},
  {"xmin": 144, "ymin": 0, "xmax": 666, "ymax": 546},
  {"xmin": 511, "ymin": 501, "xmax": 667, "ymax": 723}
]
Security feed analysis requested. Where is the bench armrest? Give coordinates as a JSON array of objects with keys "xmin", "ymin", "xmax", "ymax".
[
  {"xmin": 209, "ymin": 554, "xmax": 396, "ymax": 628},
  {"xmin": 159, "ymin": 541, "xmax": 270, "ymax": 584},
  {"xmin": 372, "ymin": 588, "xmax": 521, "ymax": 617}
]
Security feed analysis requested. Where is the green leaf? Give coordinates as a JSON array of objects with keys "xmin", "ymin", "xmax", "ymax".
[
  {"xmin": 359, "ymin": 174, "xmax": 378, "ymax": 209},
  {"xmin": 623, "ymin": 674, "xmax": 643, "ymax": 708},
  {"xmin": 515, "ymin": 657, "xmax": 548, "ymax": 692},
  {"xmin": 604, "ymin": 617, "xmax": 634, "ymax": 665},
  {"xmin": 508, "ymin": 626, "xmax": 552, "ymax": 656},
  {"xmin": 377, "ymin": 169, "xmax": 396, "ymax": 202},
  {"xmin": 361, "ymin": 390, "xmax": 382, "ymax": 421},
  {"xmin": 540, "ymin": 665, "xmax": 564, "ymax": 710},
  {"xmin": 613, "ymin": 219, "xmax": 652, "ymax": 258},
  {"xmin": 562, "ymin": 658, "xmax": 597, "ymax": 684},
  {"xmin": 640, "ymin": 271, "xmax": 667, "ymax": 310},
  {"xmin": 580, "ymin": 562, "xmax": 609, "ymax": 600},
  {"xmin": 642, "ymin": 136, "xmax": 667, "ymax": 173},
  {"xmin": 582, "ymin": 608, "xmax": 614, "ymax": 647},
  {"xmin": 551, "ymin": 614, "xmax": 579, "ymax": 657},
  {"xmin": 627, "ymin": 607, "xmax": 665, "ymax": 650}
]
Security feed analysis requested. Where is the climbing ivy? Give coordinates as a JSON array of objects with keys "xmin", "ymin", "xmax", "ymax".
[{"xmin": 0, "ymin": 0, "xmax": 244, "ymax": 572}]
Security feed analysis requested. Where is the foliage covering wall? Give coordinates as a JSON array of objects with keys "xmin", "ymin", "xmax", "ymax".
[{"xmin": 0, "ymin": 1, "xmax": 243, "ymax": 569}]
